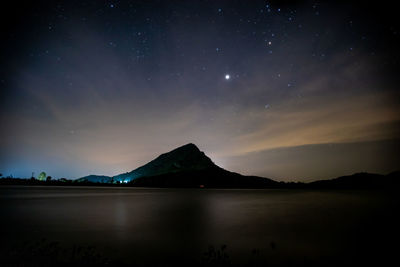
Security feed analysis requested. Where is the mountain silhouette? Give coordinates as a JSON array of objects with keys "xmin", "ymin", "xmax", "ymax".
[
  {"xmin": 77, "ymin": 143, "xmax": 279, "ymax": 188},
  {"xmin": 113, "ymin": 143, "xmax": 216, "ymax": 182},
  {"xmin": 76, "ymin": 143, "xmax": 399, "ymax": 189}
]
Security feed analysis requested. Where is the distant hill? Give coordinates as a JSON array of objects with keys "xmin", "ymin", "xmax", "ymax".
[
  {"xmin": 77, "ymin": 143, "xmax": 279, "ymax": 188},
  {"xmin": 308, "ymin": 171, "xmax": 400, "ymax": 189},
  {"xmin": 76, "ymin": 175, "xmax": 112, "ymax": 183}
]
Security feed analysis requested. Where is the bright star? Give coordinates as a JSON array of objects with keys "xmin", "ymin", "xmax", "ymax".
[{"xmin": 225, "ymin": 74, "xmax": 230, "ymax": 80}]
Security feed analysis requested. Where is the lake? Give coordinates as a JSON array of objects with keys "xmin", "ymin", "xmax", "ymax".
[{"xmin": 0, "ymin": 186, "xmax": 398, "ymax": 266}]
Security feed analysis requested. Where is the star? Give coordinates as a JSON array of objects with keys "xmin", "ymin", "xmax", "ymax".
[{"xmin": 225, "ymin": 74, "xmax": 230, "ymax": 80}]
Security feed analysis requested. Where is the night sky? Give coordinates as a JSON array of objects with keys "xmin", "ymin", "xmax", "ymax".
[{"xmin": 1, "ymin": 0, "xmax": 399, "ymax": 181}]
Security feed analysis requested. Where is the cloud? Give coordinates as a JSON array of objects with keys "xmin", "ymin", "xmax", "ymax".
[{"xmin": 223, "ymin": 139, "xmax": 400, "ymax": 181}]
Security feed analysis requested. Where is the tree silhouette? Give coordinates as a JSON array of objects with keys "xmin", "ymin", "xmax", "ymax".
[{"xmin": 38, "ymin": 172, "xmax": 46, "ymax": 181}]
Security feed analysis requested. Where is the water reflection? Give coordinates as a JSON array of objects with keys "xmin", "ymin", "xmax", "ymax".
[{"xmin": 0, "ymin": 186, "xmax": 397, "ymax": 265}]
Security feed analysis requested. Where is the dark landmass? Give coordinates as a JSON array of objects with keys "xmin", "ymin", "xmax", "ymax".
[
  {"xmin": 76, "ymin": 143, "xmax": 280, "ymax": 188},
  {"xmin": 1, "ymin": 143, "xmax": 398, "ymax": 189},
  {"xmin": 129, "ymin": 167, "xmax": 280, "ymax": 188},
  {"xmin": 113, "ymin": 143, "xmax": 217, "ymax": 182},
  {"xmin": 307, "ymin": 171, "xmax": 400, "ymax": 189},
  {"xmin": 77, "ymin": 175, "xmax": 112, "ymax": 183},
  {"xmin": 2, "ymin": 172, "xmax": 398, "ymax": 190}
]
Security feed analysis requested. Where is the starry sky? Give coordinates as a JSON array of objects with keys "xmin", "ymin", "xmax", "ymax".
[{"xmin": 1, "ymin": 0, "xmax": 399, "ymax": 181}]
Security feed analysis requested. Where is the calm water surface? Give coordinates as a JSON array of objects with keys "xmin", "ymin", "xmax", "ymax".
[{"xmin": 0, "ymin": 186, "xmax": 398, "ymax": 265}]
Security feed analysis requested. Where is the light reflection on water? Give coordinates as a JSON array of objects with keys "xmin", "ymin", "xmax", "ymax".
[{"xmin": 0, "ymin": 186, "xmax": 397, "ymax": 265}]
